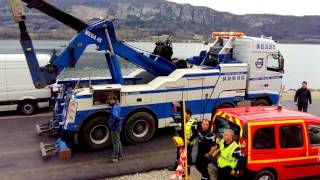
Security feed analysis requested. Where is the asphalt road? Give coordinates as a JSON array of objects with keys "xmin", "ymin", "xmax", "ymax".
[
  {"xmin": 0, "ymin": 115, "xmax": 178, "ymax": 180},
  {"xmin": 280, "ymin": 99, "xmax": 319, "ymax": 117},
  {"xmin": 0, "ymin": 99, "xmax": 319, "ymax": 180}
]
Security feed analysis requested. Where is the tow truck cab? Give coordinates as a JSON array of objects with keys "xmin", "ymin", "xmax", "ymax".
[
  {"xmin": 233, "ymin": 37, "xmax": 284, "ymax": 105},
  {"xmin": 213, "ymin": 106, "xmax": 320, "ymax": 180},
  {"xmin": 189, "ymin": 33, "xmax": 284, "ymax": 106}
]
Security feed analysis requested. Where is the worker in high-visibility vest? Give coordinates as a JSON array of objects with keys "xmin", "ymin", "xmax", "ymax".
[
  {"xmin": 215, "ymin": 129, "xmax": 244, "ymax": 180},
  {"xmin": 169, "ymin": 109, "xmax": 197, "ymax": 174}
]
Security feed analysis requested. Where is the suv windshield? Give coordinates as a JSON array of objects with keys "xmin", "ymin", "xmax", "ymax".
[{"xmin": 214, "ymin": 116, "xmax": 242, "ymax": 142}]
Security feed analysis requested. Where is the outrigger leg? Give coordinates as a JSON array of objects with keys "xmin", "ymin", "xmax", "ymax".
[
  {"xmin": 40, "ymin": 138, "xmax": 72, "ymax": 160},
  {"xmin": 36, "ymin": 116, "xmax": 61, "ymax": 136}
]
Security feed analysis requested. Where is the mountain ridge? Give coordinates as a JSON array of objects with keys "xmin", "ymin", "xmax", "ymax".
[{"xmin": 1, "ymin": 0, "xmax": 320, "ymax": 43}]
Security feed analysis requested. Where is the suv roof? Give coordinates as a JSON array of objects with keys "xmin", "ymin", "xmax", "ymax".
[{"xmin": 217, "ymin": 106, "xmax": 319, "ymax": 123}]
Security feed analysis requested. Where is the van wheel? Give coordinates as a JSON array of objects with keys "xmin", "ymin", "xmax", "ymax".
[
  {"xmin": 254, "ymin": 99, "xmax": 270, "ymax": 106},
  {"xmin": 81, "ymin": 116, "xmax": 111, "ymax": 150},
  {"xmin": 254, "ymin": 170, "xmax": 276, "ymax": 180},
  {"xmin": 125, "ymin": 112, "xmax": 156, "ymax": 144},
  {"xmin": 20, "ymin": 101, "xmax": 36, "ymax": 115}
]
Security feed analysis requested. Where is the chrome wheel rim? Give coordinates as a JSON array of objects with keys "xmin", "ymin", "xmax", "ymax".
[
  {"xmin": 132, "ymin": 119, "xmax": 149, "ymax": 138},
  {"xmin": 90, "ymin": 125, "xmax": 110, "ymax": 144}
]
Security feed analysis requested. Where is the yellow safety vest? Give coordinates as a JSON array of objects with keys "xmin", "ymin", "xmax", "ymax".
[
  {"xmin": 217, "ymin": 140, "xmax": 239, "ymax": 169},
  {"xmin": 185, "ymin": 118, "xmax": 197, "ymax": 145}
]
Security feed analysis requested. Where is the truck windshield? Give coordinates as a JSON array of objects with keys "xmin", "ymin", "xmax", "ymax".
[{"xmin": 213, "ymin": 116, "xmax": 241, "ymax": 142}]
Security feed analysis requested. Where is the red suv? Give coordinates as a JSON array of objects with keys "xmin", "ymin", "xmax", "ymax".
[{"xmin": 213, "ymin": 106, "xmax": 320, "ymax": 180}]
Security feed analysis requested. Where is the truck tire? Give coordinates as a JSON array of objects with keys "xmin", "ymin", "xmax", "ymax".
[
  {"xmin": 254, "ymin": 170, "xmax": 276, "ymax": 180},
  {"xmin": 217, "ymin": 103, "xmax": 234, "ymax": 109},
  {"xmin": 213, "ymin": 102, "xmax": 235, "ymax": 112},
  {"xmin": 81, "ymin": 116, "xmax": 111, "ymax": 150},
  {"xmin": 124, "ymin": 112, "xmax": 156, "ymax": 144},
  {"xmin": 254, "ymin": 99, "xmax": 270, "ymax": 106},
  {"xmin": 19, "ymin": 101, "xmax": 36, "ymax": 115}
]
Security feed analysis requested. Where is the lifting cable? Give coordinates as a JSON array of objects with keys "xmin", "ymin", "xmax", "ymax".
[{"xmin": 200, "ymin": 70, "xmax": 222, "ymax": 121}]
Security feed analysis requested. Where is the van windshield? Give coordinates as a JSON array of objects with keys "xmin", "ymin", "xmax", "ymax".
[{"xmin": 213, "ymin": 116, "xmax": 241, "ymax": 142}]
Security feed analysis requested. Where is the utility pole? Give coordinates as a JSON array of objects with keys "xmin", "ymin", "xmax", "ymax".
[{"xmin": 181, "ymin": 100, "xmax": 189, "ymax": 180}]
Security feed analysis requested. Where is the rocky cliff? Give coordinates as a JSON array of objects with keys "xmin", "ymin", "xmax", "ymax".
[{"xmin": 1, "ymin": 0, "xmax": 320, "ymax": 43}]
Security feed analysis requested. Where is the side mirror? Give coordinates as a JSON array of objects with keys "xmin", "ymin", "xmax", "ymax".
[
  {"xmin": 272, "ymin": 54, "xmax": 279, "ymax": 59},
  {"xmin": 279, "ymin": 54, "xmax": 284, "ymax": 73}
]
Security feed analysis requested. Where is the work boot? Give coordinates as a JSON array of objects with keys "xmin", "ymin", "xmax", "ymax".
[{"xmin": 111, "ymin": 158, "xmax": 118, "ymax": 163}]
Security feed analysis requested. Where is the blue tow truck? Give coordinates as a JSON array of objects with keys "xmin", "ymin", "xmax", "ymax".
[{"xmin": 7, "ymin": 0, "xmax": 284, "ymax": 159}]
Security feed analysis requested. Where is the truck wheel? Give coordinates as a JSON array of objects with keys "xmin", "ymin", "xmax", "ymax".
[
  {"xmin": 217, "ymin": 103, "xmax": 234, "ymax": 109},
  {"xmin": 254, "ymin": 99, "xmax": 270, "ymax": 106},
  {"xmin": 81, "ymin": 116, "xmax": 111, "ymax": 150},
  {"xmin": 254, "ymin": 170, "xmax": 276, "ymax": 180},
  {"xmin": 125, "ymin": 112, "xmax": 156, "ymax": 144},
  {"xmin": 213, "ymin": 102, "xmax": 235, "ymax": 113},
  {"xmin": 20, "ymin": 101, "xmax": 36, "ymax": 115}
]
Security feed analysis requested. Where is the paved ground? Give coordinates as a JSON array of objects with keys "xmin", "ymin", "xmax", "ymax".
[
  {"xmin": 280, "ymin": 99, "xmax": 320, "ymax": 117},
  {"xmin": 0, "ymin": 115, "xmax": 178, "ymax": 180},
  {"xmin": 0, "ymin": 99, "xmax": 319, "ymax": 180}
]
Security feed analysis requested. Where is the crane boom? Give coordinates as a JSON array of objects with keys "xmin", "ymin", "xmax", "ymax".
[
  {"xmin": 7, "ymin": 0, "xmax": 177, "ymax": 88},
  {"xmin": 21, "ymin": 0, "xmax": 88, "ymax": 32}
]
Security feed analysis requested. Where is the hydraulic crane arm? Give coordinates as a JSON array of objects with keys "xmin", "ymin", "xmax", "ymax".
[
  {"xmin": 8, "ymin": 0, "xmax": 176, "ymax": 88},
  {"xmin": 8, "ymin": 0, "xmax": 57, "ymax": 88},
  {"xmin": 21, "ymin": 0, "xmax": 88, "ymax": 32}
]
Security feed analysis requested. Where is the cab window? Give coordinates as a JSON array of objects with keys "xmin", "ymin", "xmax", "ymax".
[
  {"xmin": 267, "ymin": 54, "xmax": 280, "ymax": 72},
  {"xmin": 214, "ymin": 116, "xmax": 241, "ymax": 142},
  {"xmin": 280, "ymin": 125, "xmax": 303, "ymax": 148},
  {"xmin": 253, "ymin": 127, "xmax": 275, "ymax": 149},
  {"xmin": 308, "ymin": 125, "xmax": 320, "ymax": 145}
]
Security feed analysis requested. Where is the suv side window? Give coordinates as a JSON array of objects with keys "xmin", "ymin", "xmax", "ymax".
[
  {"xmin": 253, "ymin": 127, "xmax": 275, "ymax": 149},
  {"xmin": 309, "ymin": 125, "xmax": 320, "ymax": 145},
  {"xmin": 214, "ymin": 116, "xmax": 241, "ymax": 141},
  {"xmin": 280, "ymin": 125, "xmax": 303, "ymax": 148}
]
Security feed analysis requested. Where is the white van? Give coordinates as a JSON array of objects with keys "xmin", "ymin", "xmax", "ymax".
[{"xmin": 0, "ymin": 54, "xmax": 51, "ymax": 115}]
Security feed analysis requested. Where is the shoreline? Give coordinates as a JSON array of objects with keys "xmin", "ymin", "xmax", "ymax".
[
  {"xmin": 1, "ymin": 39, "xmax": 320, "ymax": 45},
  {"xmin": 281, "ymin": 90, "xmax": 320, "ymax": 101}
]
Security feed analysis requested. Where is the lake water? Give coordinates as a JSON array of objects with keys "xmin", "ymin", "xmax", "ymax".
[{"xmin": 0, "ymin": 40, "xmax": 319, "ymax": 89}]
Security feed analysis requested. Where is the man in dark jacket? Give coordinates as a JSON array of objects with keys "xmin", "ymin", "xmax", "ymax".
[
  {"xmin": 189, "ymin": 119, "xmax": 216, "ymax": 180},
  {"xmin": 294, "ymin": 81, "xmax": 312, "ymax": 112},
  {"xmin": 108, "ymin": 95, "xmax": 123, "ymax": 162}
]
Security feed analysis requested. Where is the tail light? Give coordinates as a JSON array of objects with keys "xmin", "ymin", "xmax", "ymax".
[
  {"xmin": 172, "ymin": 103, "xmax": 177, "ymax": 112},
  {"xmin": 239, "ymin": 137, "xmax": 248, "ymax": 156},
  {"xmin": 171, "ymin": 102, "xmax": 181, "ymax": 112}
]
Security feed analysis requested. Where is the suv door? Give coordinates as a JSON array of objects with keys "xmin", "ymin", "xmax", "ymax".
[
  {"xmin": 248, "ymin": 124, "xmax": 278, "ymax": 171},
  {"xmin": 306, "ymin": 122, "xmax": 320, "ymax": 177},
  {"xmin": 276, "ymin": 121, "xmax": 307, "ymax": 179},
  {"xmin": 0, "ymin": 60, "xmax": 8, "ymax": 111}
]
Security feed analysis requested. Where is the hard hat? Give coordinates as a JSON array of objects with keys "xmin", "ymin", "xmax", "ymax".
[{"xmin": 172, "ymin": 136, "xmax": 184, "ymax": 147}]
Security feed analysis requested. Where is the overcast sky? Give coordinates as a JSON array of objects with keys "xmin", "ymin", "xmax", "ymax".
[{"xmin": 167, "ymin": 0, "xmax": 320, "ymax": 16}]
